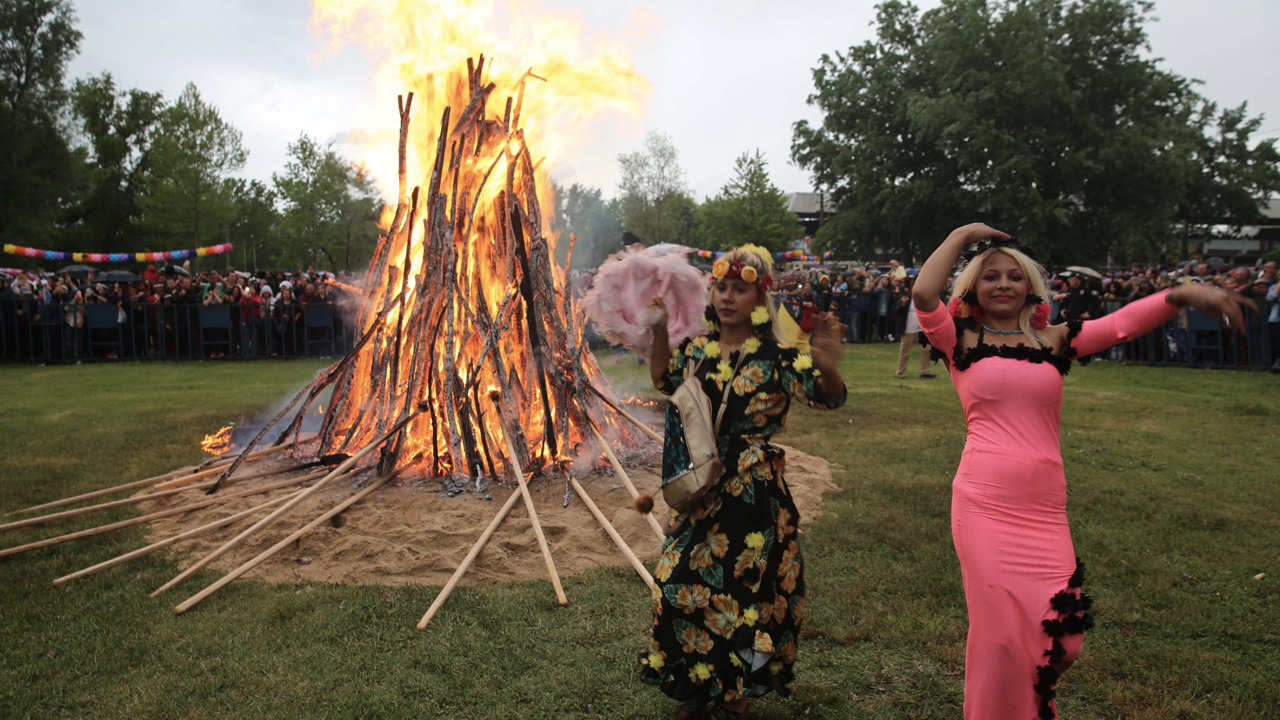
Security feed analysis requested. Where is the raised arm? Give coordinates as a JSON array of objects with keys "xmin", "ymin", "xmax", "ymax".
[
  {"xmin": 1070, "ymin": 283, "xmax": 1257, "ymax": 357},
  {"xmin": 648, "ymin": 296, "xmax": 671, "ymax": 389},
  {"xmin": 913, "ymin": 223, "xmax": 1010, "ymax": 312}
]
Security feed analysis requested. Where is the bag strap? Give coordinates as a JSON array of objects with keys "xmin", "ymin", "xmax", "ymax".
[{"xmin": 684, "ymin": 349, "xmax": 746, "ymax": 438}]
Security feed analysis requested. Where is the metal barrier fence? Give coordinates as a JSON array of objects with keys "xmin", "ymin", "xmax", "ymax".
[
  {"xmin": 0, "ymin": 300, "xmax": 355, "ymax": 363},
  {"xmin": 824, "ymin": 292, "xmax": 1279, "ymax": 371}
]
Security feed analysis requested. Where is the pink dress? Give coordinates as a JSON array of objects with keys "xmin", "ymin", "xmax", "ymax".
[{"xmin": 918, "ymin": 291, "xmax": 1179, "ymax": 720}]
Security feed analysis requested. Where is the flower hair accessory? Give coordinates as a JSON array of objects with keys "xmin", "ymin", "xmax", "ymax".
[
  {"xmin": 711, "ymin": 258, "xmax": 774, "ymax": 290},
  {"xmin": 960, "ymin": 235, "xmax": 1037, "ymax": 265}
]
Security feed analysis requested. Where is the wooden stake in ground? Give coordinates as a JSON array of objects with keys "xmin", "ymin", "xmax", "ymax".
[
  {"xmin": 52, "ymin": 489, "xmax": 305, "ymax": 585},
  {"xmin": 173, "ymin": 472, "xmax": 399, "ymax": 615},
  {"xmin": 495, "ymin": 397, "xmax": 568, "ymax": 607},
  {"xmin": 416, "ymin": 487, "xmax": 522, "ymax": 629},
  {"xmin": 587, "ymin": 421, "xmax": 665, "ymax": 542},
  {"xmin": 150, "ymin": 409, "xmax": 421, "ymax": 597},
  {"xmin": 567, "ymin": 473, "xmax": 655, "ymax": 591},
  {"xmin": 587, "ymin": 384, "xmax": 663, "ymax": 444}
]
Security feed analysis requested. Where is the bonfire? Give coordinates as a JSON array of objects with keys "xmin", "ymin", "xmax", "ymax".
[{"xmin": 1, "ymin": 0, "xmax": 668, "ymax": 625}]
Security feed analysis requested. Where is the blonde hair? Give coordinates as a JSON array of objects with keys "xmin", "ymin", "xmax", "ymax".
[
  {"xmin": 707, "ymin": 245, "xmax": 783, "ymax": 342},
  {"xmin": 951, "ymin": 247, "xmax": 1051, "ymax": 348}
]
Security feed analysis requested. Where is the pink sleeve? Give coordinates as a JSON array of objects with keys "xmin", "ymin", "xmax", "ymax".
[
  {"xmin": 1070, "ymin": 291, "xmax": 1178, "ymax": 357},
  {"xmin": 916, "ymin": 300, "xmax": 955, "ymax": 358}
]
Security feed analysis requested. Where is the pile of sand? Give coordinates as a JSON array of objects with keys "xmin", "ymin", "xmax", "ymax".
[{"xmin": 143, "ymin": 445, "xmax": 836, "ymax": 587}]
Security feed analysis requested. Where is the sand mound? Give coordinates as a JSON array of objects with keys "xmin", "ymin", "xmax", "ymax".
[{"xmin": 143, "ymin": 445, "xmax": 836, "ymax": 587}]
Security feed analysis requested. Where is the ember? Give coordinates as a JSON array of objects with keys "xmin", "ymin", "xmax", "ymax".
[{"xmin": 200, "ymin": 426, "xmax": 235, "ymax": 456}]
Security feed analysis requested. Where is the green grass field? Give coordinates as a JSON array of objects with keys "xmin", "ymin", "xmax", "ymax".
[{"xmin": 1, "ymin": 349, "xmax": 1277, "ymax": 719}]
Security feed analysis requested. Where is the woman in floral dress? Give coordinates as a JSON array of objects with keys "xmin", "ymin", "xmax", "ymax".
[{"xmin": 639, "ymin": 245, "xmax": 846, "ymax": 720}]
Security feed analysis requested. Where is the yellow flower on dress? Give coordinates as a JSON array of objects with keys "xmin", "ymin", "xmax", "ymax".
[
  {"xmin": 750, "ymin": 305, "xmax": 770, "ymax": 326},
  {"xmin": 778, "ymin": 540, "xmax": 802, "ymax": 593},
  {"xmin": 742, "ymin": 336, "xmax": 761, "ymax": 355},
  {"xmin": 743, "ymin": 607, "xmax": 760, "ymax": 627},
  {"xmin": 794, "ymin": 353, "xmax": 814, "ymax": 371},
  {"xmin": 713, "ymin": 361, "xmax": 734, "ymax": 383},
  {"xmin": 772, "ymin": 595, "xmax": 789, "ymax": 624},
  {"xmin": 654, "ymin": 546, "xmax": 679, "ymax": 582},
  {"xmin": 745, "ymin": 532, "xmax": 765, "ymax": 550},
  {"xmin": 769, "ymin": 660, "xmax": 784, "ymax": 675},
  {"xmin": 703, "ymin": 340, "xmax": 720, "ymax": 359},
  {"xmin": 689, "ymin": 662, "xmax": 713, "ymax": 682},
  {"xmin": 675, "ymin": 584, "xmax": 712, "ymax": 613},
  {"xmin": 752, "ymin": 630, "xmax": 775, "ymax": 654},
  {"xmin": 740, "ymin": 265, "xmax": 758, "ymax": 283},
  {"xmin": 704, "ymin": 594, "xmax": 741, "ymax": 638},
  {"xmin": 704, "ymin": 524, "xmax": 730, "ymax": 558},
  {"xmin": 729, "ymin": 652, "xmax": 743, "ymax": 667},
  {"xmin": 646, "ymin": 651, "xmax": 666, "ymax": 671},
  {"xmin": 712, "ymin": 259, "xmax": 730, "ymax": 279},
  {"xmin": 680, "ymin": 626, "xmax": 715, "ymax": 655},
  {"xmin": 732, "ymin": 363, "xmax": 765, "ymax": 396}
]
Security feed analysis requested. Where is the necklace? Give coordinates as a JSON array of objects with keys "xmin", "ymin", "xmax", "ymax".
[{"xmin": 981, "ymin": 323, "xmax": 1023, "ymax": 335}]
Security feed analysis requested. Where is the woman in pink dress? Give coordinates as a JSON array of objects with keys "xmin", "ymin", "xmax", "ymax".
[{"xmin": 912, "ymin": 223, "xmax": 1255, "ymax": 719}]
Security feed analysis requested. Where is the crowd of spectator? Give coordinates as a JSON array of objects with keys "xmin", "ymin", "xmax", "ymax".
[{"xmin": 0, "ymin": 264, "xmax": 362, "ymax": 362}]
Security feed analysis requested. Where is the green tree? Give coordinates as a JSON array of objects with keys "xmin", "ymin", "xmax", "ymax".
[
  {"xmin": 791, "ymin": 0, "xmax": 1279, "ymax": 266},
  {"xmin": 616, "ymin": 131, "xmax": 695, "ymax": 245},
  {"xmin": 135, "ymin": 82, "xmax": 246, "ymax": 248},
  {"xmin": 696, "ymin": 150, "xmax": 800, "ymax": 253},
  {"xmin": 227, "ymin": 178, "xmax": 279, "ymax": 271},
  {"xmin": 552, "ymin": 182, "xmax": 624, "ymax": 269},
  {"xmin": 274, "ymin": 134, "xmax": 381, "ymax": 272},
  {"xmin": 0, "ymin": 0, "xmax": 82, "ymax": 247},
  {"xmin": 67, "ymin": 72, "xmax": 163, "ymax": 252}
]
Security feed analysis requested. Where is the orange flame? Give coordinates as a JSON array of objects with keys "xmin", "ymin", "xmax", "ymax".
[{"xmin": 201, "ymin": 426, "xmax": 235, "ymax": 456}]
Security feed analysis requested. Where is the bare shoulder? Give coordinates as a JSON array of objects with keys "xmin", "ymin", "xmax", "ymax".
[{"xmin": 1040, "ymin": 323, "xmax": 1072, "ymax": 351}]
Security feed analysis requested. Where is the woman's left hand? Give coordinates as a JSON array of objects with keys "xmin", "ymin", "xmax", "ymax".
[
  {"xmin": 1168, "ymin": 283, "xmax": 1258, "ymax": 335},
  {"xmin": 810, "ymin": 312, "xmax": 843, "ymax": 371}
]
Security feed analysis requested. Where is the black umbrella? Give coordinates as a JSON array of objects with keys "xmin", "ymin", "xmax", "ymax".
[
  {"xmin": 97, "ymin": 270, "xmax": 143, "ymax": 283},
  {"xmin": 161, "ymin": 264, "xmax": 190, "ymax": 277},
  {"xmin": 57, "ymin": 264, "xmax": 98, "ymax": 279}
]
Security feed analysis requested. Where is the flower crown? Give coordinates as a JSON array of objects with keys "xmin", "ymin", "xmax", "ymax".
[
  {"xmin": 960, "ymin": 235, "xmax": 1038, "ymax": 265},
  {"xmin": 711, "ymin": 259, "xmax": 774, "ymax": 290}
]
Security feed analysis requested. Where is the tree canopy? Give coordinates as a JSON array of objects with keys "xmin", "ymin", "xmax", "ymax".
[
  {"xmin": 696, "ymin": 150, "xmax": 800, "ymax": 253},
  {"xmin": 616, "ymin": 131, "xmax": 695, "ymax": 245},
  {"xmin": 791, "ymin": 0, "xmax": 1280, "ymax": 266}
]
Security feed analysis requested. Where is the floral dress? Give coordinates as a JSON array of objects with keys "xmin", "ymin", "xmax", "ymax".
[{"xmin": 638, "ymin": 331, "xmax": 845, "ymax": 703}]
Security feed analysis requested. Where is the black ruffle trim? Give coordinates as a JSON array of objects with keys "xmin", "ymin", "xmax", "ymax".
[
  {"xmin": 1062, "ymin": 319, "xmax": 1093, "ymax": 367},
  {"xmin": 1034, "ymin": 558, "xmax": 1094, "ymax": 720}
]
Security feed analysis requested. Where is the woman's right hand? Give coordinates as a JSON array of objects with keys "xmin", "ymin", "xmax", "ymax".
[{"xmin": 649, "ymin": 296, "xmax": 669, "ymax": 334}]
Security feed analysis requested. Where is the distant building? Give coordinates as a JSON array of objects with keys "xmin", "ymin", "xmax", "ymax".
[
  {"xmin": 786, "ymin": 192, "xmax": 829, "ymax": 237},
  {"xmin": 1198, "ymin": 197, "xmax": 1280, "ymax": 262}
]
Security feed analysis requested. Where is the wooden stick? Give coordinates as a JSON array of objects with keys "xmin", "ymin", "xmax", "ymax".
[
  {"xmin": 0, "ymin": 461, "xmax": 316, "ymax": 534},
  {"xmin": 52, "ymin": 489, "xmax": 304, "ymax": 585},
  {"xmin": 0, "ymin": 472, "xmax": 324, "ymax": 559},
  {"xmin": 587, "ymin": 421, "xmax": 666, "ymax": 541},
  {"xmin": 152, "ymin": 443, "xmax": 295, "ymax": 491},
  {"xmin": 497, "ymin": 405, "xmax": 568, "ymax": 606},
  {"xmin": 568, "ymin": 474, "xmax": 655, "ymax": 590},
  {"xmin": 150, "ymin": 411, "xmax": 420, "ymax": 597},
  {"xmin": 587, "ymin": 384, "xmax": 663, "ymax": 443},
  {"xmin": 0, "ymin": 441, "xmax": 293, "ymax": 517},
  {"xmin": 417, "ymin": 488, "xmax": 522, "ymax": 629},
  {"xmin": 173, "ymin": 472, "xmax": 397, "ymax": 615}
]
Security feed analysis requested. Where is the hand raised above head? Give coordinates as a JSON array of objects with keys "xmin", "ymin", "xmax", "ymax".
[{"xmin": 954, "ymin": 223, "xmax": 1010, "ymax": 244}]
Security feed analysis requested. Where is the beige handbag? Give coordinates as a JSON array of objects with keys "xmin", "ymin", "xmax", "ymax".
[{"xmin": 662, "ymin": 353, "xmax": 740, "ymax": 518}]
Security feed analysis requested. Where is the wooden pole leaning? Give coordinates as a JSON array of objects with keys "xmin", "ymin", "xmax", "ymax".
[
  {"xmin": 0, "ymin": 461, "xmax": 314, "ymax": 535},
  {"xmin": 173, "ymin": 472, "xmax": 397, "ymax": 615},
  {"xmin": 587, "ymin": 384, "xmax": 663, "ymax": 443},
  {"xmin": 587, "ymin": 421, "xmax": 665, "ymax": 542},
  {"xmin": 0, "ymin": 472, "xmax": 320, "ymax": 559},
  {"xmin": 150, "ymin": 410, "xmax": 419, "ymax": 597},
  {"xmin": 568, "ymin": 474, "xmax": 655, "ymax": 591},
  {"xmin": 416, "ymin": 488, "xmax": 522, "ymax": 629},
  {"xmin": 53, "ymin": 489, "xmax": 304, "ymax": 585},
  {"xmin": 151, "ymin": 442, "xmax": 296, "ymax": 491},
  {"xmin": 497, "ymin": 417, "xmax": 568, "ymax": 607}
]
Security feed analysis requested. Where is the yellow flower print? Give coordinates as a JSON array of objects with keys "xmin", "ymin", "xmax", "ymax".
[
  {"xmin": 769, "ymin": 660, "xmax": 784, "ymax": 675},
  {"xmin": 729, "ymin": 652, "xmax": 743, "ymax": 667},
  {"xmin": 646, "ymin": 651, "xmax": 666, "ymax": 671},
  {"xmin": 704, "ymin": 594, "xmax": 741, "ymax": 638},
  {"xmin": 742, "ymin": 336, "xmax": 761, "ymax": 355},
  {"xmin": 750, "ymin": 305, "xmax": 770, "ymax": 326},
  {"xmin": 745, "ymin": 532, "xmax": 765, "ymax": 550},
  {"xmin": 778, "ymin": 640, "xmax": 798, "ymax": 664},
  {"xmin": 737, "ymin": 444, "xmax": 766, "ymax": 474},
  {"xmin": 703, "ymin": 316, "xmax": 717, "ymax": 331},
  {"xmin": 689, "ymin": 662, "xmax": 713, "ymax": 683},
  {"xmin": 674, "ymin": 584, "xmax": 712, "ymax": 613},
  {"xmin": 680, "ymin": 626, "xmax": 715, "ymax": 655},
  {"xmin": 778, "ymin": 541, "xmax": 801, "ymax": 593},
  {"xmin": 732, "ymin": 363, "xmax": 765, "ymax": 396},
  {"xmin": 794, "ymin": 353, "xmax": 813, "ymax": 371},
  {"xmin": 733, "ymin": 545, "xmax": 762, "ymax": 579},
  {"xmin": 743, "ymin": 607, "xmax": 760, "ymax": 627},
  {"xmin": 713, "ymin": 361, "xmax": 734, "ymax": 383},
  {"xmin": 654, "ymin": 546, "xmax": 679, "ymax": 582},
  {"xmin": 704, "ymin": 524, "xmax": 730, "ymax": 558},
  {"xmin": 703, "ymin": 340, "xmax": 720, "ymax": 358},
  {"xmin": 792, "ymin": 597, "xmax": 806, "ymax": 623},
  {"xmin": 693, "ymin": 336, "xmax": 708, "ymax": 349},
  {"xmin": 689, "ymin": 542, "xmax": 715, "ymax": 570},
  {"xmin": 745, "ymin": 392, "xmax": 780, "ymax": 415},
  {"xmin": 752, "ymin": 630, "xmax": 775, "ymax": 654},
  {"xmin": 772, "ymin": 595, "xmax": 789, "ymax": 624},
  {"xmin": 775, "ymin": 507, "xmax": 795, "ymax": 541}
]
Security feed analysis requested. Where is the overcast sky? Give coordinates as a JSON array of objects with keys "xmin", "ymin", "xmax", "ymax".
[{"xmin": 67, "ymin": 0, "xmax": 1280, "ymax": 203}]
